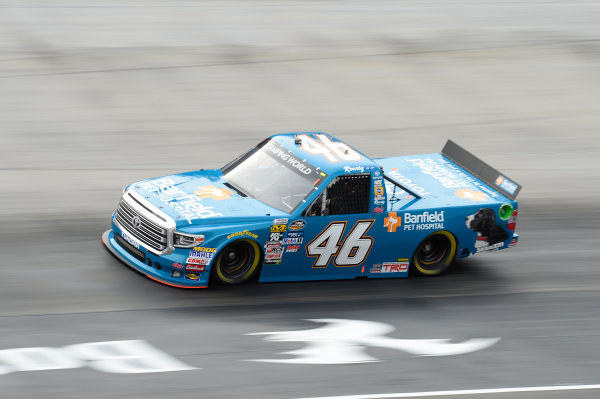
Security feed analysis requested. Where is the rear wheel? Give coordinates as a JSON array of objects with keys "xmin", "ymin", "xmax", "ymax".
[
  {"xmin": 212, "ymin": 239, "xmax": 262, "ymax": 284},
  {"xmin": 412, "ymin": 231, "xmax": 457, "ymax": 276}
]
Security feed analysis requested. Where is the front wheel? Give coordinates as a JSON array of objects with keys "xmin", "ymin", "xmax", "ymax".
[
  {"xmin": 212, "ymin": 239, "xmax": 262, "ymax": 284},
  {"xmin": 412, "ymin": 231, "xmax": 458, "ymax": 276}
]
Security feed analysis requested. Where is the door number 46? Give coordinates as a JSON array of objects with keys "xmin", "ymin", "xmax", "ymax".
[{"xmin": 306, "ymin": 221, "xmax": 374, "ymax": 268}]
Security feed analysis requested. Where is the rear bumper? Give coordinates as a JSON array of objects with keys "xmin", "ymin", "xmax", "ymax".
[{"xmin": 102, "ymin": 229, "xmax": 208, "ymax": 289}]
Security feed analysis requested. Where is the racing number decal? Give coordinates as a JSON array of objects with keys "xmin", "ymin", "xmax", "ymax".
[
  {"xmin": 297, "ymin": 134, "xmax": 363, "ymax": 163},
  {"xmin": 306, "ymin": 221, "xmax": 374, "ymax": 268}
]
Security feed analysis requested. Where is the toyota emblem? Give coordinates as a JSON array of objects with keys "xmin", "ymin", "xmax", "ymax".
[{"xmin": 132, "ymin": 216, "xmax": 142, "ymax": 229}]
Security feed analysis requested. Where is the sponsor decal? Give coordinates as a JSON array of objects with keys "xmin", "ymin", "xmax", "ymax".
[
  {"xmin": 273, "ymin": 218, "xmax": 289, "ymax": 225},
  {"xmin": 268, "ymin": 232, "xmax": 283, "ymax": 242},
  {"xmin": 374, "ymin": 206, "xmax": 384, "ymax": 214},
  {"xmin": 381, "ymin": 260, "xmax": 409, "ymax": 273},
  {"xmin": 264, "ymin": 259, "xmax": 282, "ymax": 265},
  {"xmin": 373, "ymin": 179, "xmax": 383, "ymax": 186},
  {"xmin": 184, "ymin": 272, "xmax": 201, "ymax": 281},
  {"xmin": 194, "ymin": 185, "xmax": 234, "ymax": 201},
  {"xmin": 286, "ymin": 245, "xmax": 300, "ymax": 253},
  {"xmin": 406, "ymin": 158, "xmax": 470, "ymax": 189},
  {"xmin": 476, "ymin": 242, "xmax": 505, "ymax": 253},
  {"xmin": 265, "ymin": 242, "xmax": 282, "ymax": 250},
  {"xmin": 266, "ymin": 246, "xmax": 284, "ymax": 254},
  {"xmin": 370, "ymin": 263, "xmax": 382, "ymax": 273},
  {"xmin": 186, "ymin": 264, "xmax": 206, "ymax": 273},
  {"xmin": 495, "ymin": 175, "xmax": 518, "ymax": 195},
  {"xmin": 188, "ymin": 246, "xmax": 216, "ymax": 263},
  {"xmin": 374, "ymin": 186, "xmax": 384, "ymax": 196},
  {"xmin": 384, "ymin": 212, "xmax": 402, "ymax": 233},
  {"xmin": 344, "ymin": 166, "xmax": 365, "ymax": 173},
  {"xmin": 121, "ymin": 231, "xmax": 140, "ymax": 249},
  {"xmin": 227, "ymin": 230, "xmax": 259, "ymax": 240},
  {"xmin": 137, "ymin": 178, "xmax": 223, "ymax": 223},
  {"xmin": 265, "ymin": 253, "xmax": 283, "ymax": 260},
  {"xmin": 265, "ymin": 141, "xmax": 313, "ymax": 174},
  {"xmin": 186, "ymin": 257, "xmax": 210, "ymax": 265},
  {"xmin": 271, "ymin": 224, "xmax": 287, "ymax": 233},
  {"xmin": 387, "ymin": 168, "xmax": 430, "ymax": 196},
  {"xmin": 455, "ymin": 188, "xmax": 489, "ymax": 202},
  {"xmin": 287, "ymin": 231, "xmax": 304, "ymax": 238},
  {"xmin": 438, "ymin": 158, "xmax": 502, "ymax": 200},
  {"xmin": 374, "ymin": 170, "xmax": 381, "ymax": 177},
  {"xmin": 508, "ymin": 237, "xmax": 518, "ymax": 247},
  {"xmin": 188, "ymin": 251, "xmax": 215, "ymax": 260},
  {"xmin": 171, "ymin": 262, "xmax": 184, "ymax": 269},
  {"xmin": 289, "ymin": 220, "xmax": 306, "ymax": 230},
  {"xmin": 171, "ymin": 270, "xmax": 182, "ymax": 278},
  {"xmin": 192, "ymin": 246, "xmax": 216, "ymax": 253},
  {"xmin": 374, "ymin": 199, "xmax": 385, "ymax": 205},
  {"xmin": 283, "ymin": 237, "xmax": 303, "ymax": 245},
  {"xmin": 402, "ymin": 211, "xmax": 445, "ymax": 231}
]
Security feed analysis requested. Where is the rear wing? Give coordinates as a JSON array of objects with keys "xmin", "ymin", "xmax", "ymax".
[{"xmin": 442, "ymin": 140, "xmax": 521, "ymax": 200}]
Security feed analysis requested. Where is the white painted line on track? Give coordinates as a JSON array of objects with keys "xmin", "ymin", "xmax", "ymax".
[{"xmin": 296, "ymin": 384, "xmax": 600, "ymax": 399}]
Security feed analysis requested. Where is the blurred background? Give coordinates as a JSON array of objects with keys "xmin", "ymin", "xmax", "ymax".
[{"xmin": 1, "ymin": 1, "xmax": 600, "ymax": 398}]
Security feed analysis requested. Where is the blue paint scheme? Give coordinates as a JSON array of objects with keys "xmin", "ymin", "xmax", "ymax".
[{"xmin": 103, "ymin": 133, "xmax": 519, "ymax": 288}]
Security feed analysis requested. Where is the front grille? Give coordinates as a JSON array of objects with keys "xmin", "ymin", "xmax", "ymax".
[
  {"xmin": 115, "ymin": 198, "xmax": 168, "ymax": 251},
  {"xmin": 115, "ymin": 233, "xmax": 146, "ymax": 263}
]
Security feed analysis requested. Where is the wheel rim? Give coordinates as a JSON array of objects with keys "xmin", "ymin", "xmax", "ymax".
[
  {"xmin": 413, "ymin": 231, "xmax": 457, "ymax": 275},
  {"xmin": 219, "ymin": 241, "xmax": 254, "ymax": 279},
  {"xmin": 417, "ymin": 236, "xmax": 448, "ymax": 266},
  {"xmin": 214, "ymin": 239, "xmax": 262, "ymax": 284}
]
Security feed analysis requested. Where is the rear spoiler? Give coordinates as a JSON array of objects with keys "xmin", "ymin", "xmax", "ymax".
[{"xmin": 441, "ymin": 140, "xmax": 521, "ymax": 200}]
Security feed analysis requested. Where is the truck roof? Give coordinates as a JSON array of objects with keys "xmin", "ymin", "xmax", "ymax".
[{"xmin": 270, "ymin": 132, "xmax": 380, "ymax": 176}]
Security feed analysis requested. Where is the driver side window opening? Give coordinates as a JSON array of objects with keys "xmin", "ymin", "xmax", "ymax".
[{"xmin": 305, "ymin": 174, "xmax": 371, "ymax": 216}]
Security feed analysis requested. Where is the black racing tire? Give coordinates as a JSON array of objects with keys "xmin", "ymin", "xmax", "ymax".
[
  {"xmin": 211, "ymin": 239, "xmax": 262, "ymax": 285},
  {"xmin": 411, "ymin": 231, "xmax": 458, "ymax": 277}
]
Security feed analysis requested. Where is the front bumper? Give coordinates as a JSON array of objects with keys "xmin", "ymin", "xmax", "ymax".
[{"xmin": 102, "ymin": 229, "xmax": 209, "ymax": 289}]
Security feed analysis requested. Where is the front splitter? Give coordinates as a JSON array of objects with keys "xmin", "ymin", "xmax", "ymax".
[{"xmin": 101, "ymin": 229, "xmax": 207, "ymax": 289}]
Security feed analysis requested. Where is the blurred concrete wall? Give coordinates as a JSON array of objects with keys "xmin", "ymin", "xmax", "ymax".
[{"xmin": 1, "ymin": 1, "xmax": 599, "ymax": 222}]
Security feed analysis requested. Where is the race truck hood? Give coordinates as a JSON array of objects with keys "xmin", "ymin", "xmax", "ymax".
[
  {"xmin": 128, "ymin": 169, "xmax": 286, "ymax": 228},
  {"xmin": 375, "ymin": 153, "xmax": 511, "ymax": 206}
]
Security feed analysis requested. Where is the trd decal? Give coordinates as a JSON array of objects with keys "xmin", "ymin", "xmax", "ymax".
[{"xmin": 306, "ymin": 220, "xmax": 374, "ymax": 268}]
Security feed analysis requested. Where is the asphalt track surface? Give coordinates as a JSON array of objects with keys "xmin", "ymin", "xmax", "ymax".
[{"xmin": 2, "ymin": 1, "xmax": 600, "ymax": 398}]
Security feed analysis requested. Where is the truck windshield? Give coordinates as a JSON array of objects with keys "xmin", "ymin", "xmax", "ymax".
[{"xmin": 223, "ymin": 140, "xmax": 326, "ymax": 213}]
